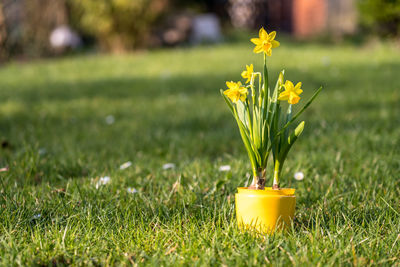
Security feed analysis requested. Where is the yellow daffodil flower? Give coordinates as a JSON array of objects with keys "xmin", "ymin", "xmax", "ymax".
[
  {"xmin": 241, "ymin": 64, "xmax": 254, "ymax": 84},
  {"xmin": 251, "ymin": 28, "xmax": 280, "ymax": 56},
  {"xmin": 224, "ymin": 81, "xmax": 248, "ymax": 103},
  {"xmin": 278, "ymin": 80, "xmax": 303, "ymax": 104}
]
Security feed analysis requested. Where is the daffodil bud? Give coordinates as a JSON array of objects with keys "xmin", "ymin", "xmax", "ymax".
[
  {"xmin": 294, "ymin": 121, "xmax": 305, "ymax": 137},
  {"xmin": 278, "ymin": 71, "xmax": 284, "ymax": 86}
]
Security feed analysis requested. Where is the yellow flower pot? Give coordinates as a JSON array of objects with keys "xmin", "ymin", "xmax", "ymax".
[{"xmin": 235, "ymin": 187, "xmax": 296, "ymax": 233}]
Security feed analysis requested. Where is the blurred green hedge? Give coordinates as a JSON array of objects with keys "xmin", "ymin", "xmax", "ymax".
[
  {"xmin": 68, "ymin": 0, "xmax": 169, "ymax": 52},
  {"xmin": 358, "ymin": 0, "xmax": 400, "ymax": 37}
]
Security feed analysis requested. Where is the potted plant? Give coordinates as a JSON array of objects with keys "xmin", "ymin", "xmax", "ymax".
[{"xmin": 221, "ymin": 28, "xmax": 322, "ymax": 233}]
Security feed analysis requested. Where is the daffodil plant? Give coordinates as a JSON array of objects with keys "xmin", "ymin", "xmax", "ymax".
[{"xmin": 221, "ymin": 28, "xmax": 322, "ymax": 190}]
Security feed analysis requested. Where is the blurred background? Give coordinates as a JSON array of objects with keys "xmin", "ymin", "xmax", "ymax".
[
  {"xmin": 0, "ymin": 0, "xmax": 399, "ymax": 61},
  {"xmin": 0, "ymin": 2, "xmax": 399, "ymax": 264}
]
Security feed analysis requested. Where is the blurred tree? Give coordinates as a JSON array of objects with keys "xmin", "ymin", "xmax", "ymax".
[
  {"xmin": 358, "ymin": 0, "xmax": 400, "ymax": 37},
  {"xmin": 68, "ymin": 0, "xmax": 169, "ymax": 52},
  {"xmin": 22, "ymin": 0, "xmax": 68, "ymax": 56},
  {"xmin": 172, "ymin": 0, "xmax": 228, "ymax": 14},
  {"xmin": 228, "ymin": 0, "xmax": 268, "ymax": 29},
  {"xmin": 0, "ymin": 0, "xmax": 69, "ymax": 58},
  {"xmin": 0, "ymin": 3, "xmax": 7, "ymax": 61}
]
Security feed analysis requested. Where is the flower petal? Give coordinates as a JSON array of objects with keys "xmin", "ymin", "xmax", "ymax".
[
  {"xmin": 251, "ymin": 38, "xmax": 261, "ymax": 45},
  {"xmin": 253, "ymin": 45, "xmax": 263, "ymax": 53},
  {"xmin": 295, "ymin": 88, "xmax": 303, "ymax": 95},
  {"xmin": 259, "ymin": 27, "xmax": 268, "ymax": 40},
  {"xmin": 278, "ymin": 91, "xmax": 290, "ymax": 100},
  {"xmin": 294, "ymin": 82, "xmax": 303, "ymax": 95},
  {"xmin": 226, "ymin": 81, "xmax": 236, "ymax": 89},
  {"xmin": 271, "ymin": 40, "xmax": 280, "ymax": 48},
  {"xmin": 239, "ymin": 87, "xmax": 248, "ymax": 94},
  {"xmin": 285, "ymin": 80, "xmax": 294, "ymax": 90},
  {"xmin": 268, "ymin": 31, "xmax": 276, "ymax": 40},
  {"xmin": 248, "ymin": 64, "xmax": 253, "ymax": 72},
  {"xmin": 223, "ymin": 88, "xmax": 232, "ymax": 96}
]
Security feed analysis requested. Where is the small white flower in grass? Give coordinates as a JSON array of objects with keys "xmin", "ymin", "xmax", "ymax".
[
  {"xmin": 100, "ymin": 176, "xmax": 111, "ymax": 184},
  {"xmin": 161, "ymin": 70, "xmax": 171, "ymax": 80},
  {"xmin": 105, "ymin": 115, "xmax": 115, "ymax": 125},
  {"xmin": 33, "ymin": 214, "xmax": 41, "ymax": 219},
  {"xmin": 39, "ymin": 148, "xmax": 47, "ymax": 156},
  {"xmin": 0, "ymin": 166, "xmax": 8, "ymax": 172},
  {"xmin": 294, "ymin": 171, "xmax": 304, "ymax": 181},
  {"xmin": 119, "ymin": 161, "xmax": 132, "ymax": 170},
  {"xmin": 127, "ymin": 187, "xmax": 137, "ymax": 194},
  {"xmin": 321, "ymin": 56, "xmax": 331, "ymax": 66},
  {"xmin": 163, "ymin": 163, "xmax": 175, "ymax": 170},
  {"xmin": 219, "ymin": 165, "xmax": 231, "ymax": 172},
  {"xmin": 96, "ymin": 176, "xmax": 111, "ymax": 189}
]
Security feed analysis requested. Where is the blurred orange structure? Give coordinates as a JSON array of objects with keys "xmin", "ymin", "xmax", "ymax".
[
  {"xmin": 260, "ymin": 0, "xmax": 357, "ymax": 37},
  {"xmin": 292, "ymin": 0, "xmax": 327, "ymax": 38}
]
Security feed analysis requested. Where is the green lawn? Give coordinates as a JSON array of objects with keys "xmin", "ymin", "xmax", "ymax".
[{"xmin": 0, "ymin": 38, "xmax": 399, "ymax": 266}]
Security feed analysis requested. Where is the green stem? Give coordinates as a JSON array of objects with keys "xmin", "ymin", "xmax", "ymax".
[
  {"xmin": 273, "ymin": 160, "xmax": 280, "ymax": 189},
  {"xmin": 245, "ymin": 99, "xmax": 253, "ymax": 137},
  {"xmin": 263, "ymin": 53, "xmax": 269, "ymax": 110},
  {"xmin": 258, "ymin": 73, "xmax": 262, "ymax": 108},
  {"xmin": 250, "ymin": 73, "xmax": 256, "ymax": 106}
]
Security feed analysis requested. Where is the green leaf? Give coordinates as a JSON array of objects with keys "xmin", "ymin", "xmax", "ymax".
[
  {"xmin": 221, "ymin": 89, "xmax": 259, "ymax": 173},
  {"xmin": 283, "ymin": 104, "xmax": 292, "ymax": 145},
  {"xmin": 236, "ymin": 100, "xmax": 249, "ymax": 129},
  {"xmin": 271, "ymin": 105, "xmax": 281, "ymax": 161},
  {"xmin": 276, "ymin": 86, "xmax": 322, "ymax": 138},
  {"xmin": 233, "ymin": 108, "xmax": 259, "ymax": 173},
  {"xmin": 220, "ymin": 89, "xmax": 235, "ymax": 115},
  {"xmin": 279, "ymin": 121, "xmax": 305, "ymax": 163}
]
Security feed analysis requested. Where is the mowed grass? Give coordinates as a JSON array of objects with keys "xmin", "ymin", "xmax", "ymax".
[{"xmin": 0, "ymin": 37, "xmax": 399, "ymax": 266}]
